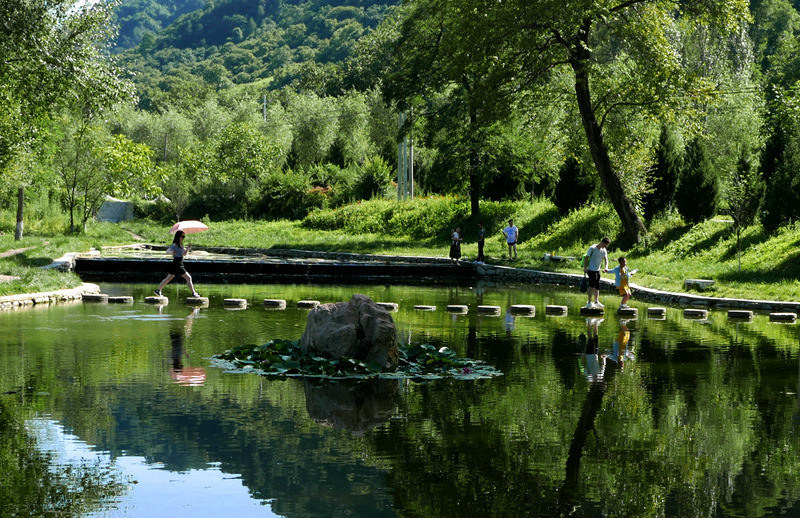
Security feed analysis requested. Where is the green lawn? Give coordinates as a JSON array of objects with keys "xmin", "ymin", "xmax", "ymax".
[{"xmin": 2, "ymin": 198, "xmax": 800, "ymax": 301}]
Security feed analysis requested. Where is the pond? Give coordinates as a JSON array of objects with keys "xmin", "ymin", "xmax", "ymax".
[{"xmin": 1, "ymin": 282, "xmax": 799, "ymax": 517}]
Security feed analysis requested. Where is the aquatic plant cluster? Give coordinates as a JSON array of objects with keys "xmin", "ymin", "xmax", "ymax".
[{"xmin": 212, "ymin": 340, "xmax": 502, "ymax": 380}]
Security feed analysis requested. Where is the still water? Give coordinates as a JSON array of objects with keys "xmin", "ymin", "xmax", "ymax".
[{"xmin": 1, "ymin": 282, "xmax": 800, "ymax": 517}]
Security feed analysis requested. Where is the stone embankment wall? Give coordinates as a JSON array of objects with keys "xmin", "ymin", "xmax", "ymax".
[{"xmin": 0, "ymin": 283, "xmax": 100, "ymax": 310}]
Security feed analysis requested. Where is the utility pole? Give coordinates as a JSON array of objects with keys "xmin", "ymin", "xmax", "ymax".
[{"xmin": 397, "ymin": 111, "xmax": 414, "ymax": 200}]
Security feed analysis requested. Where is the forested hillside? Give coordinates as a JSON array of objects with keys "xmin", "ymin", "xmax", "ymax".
[
  {"xmin": 117, "ymin": 0, "xmax": 397, "ymax": 110},
  {"xmin": 113, "ymin": 0, "xmax": 205, "ymax": 50}
]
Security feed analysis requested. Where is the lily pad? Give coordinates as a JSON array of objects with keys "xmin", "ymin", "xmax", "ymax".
[{"xmin": 212, "ymin": 339, "xmax": 502, "ymax": 381}]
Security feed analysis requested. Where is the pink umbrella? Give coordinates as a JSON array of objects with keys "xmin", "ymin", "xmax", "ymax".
[{"xmin": 170, "ymin": 220, "xmax": 209, "ymax": 234}]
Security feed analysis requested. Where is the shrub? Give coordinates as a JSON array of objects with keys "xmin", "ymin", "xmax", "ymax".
[{"xmin": 643, "ymin": 124, "xmax": 682, "ymax": 220}]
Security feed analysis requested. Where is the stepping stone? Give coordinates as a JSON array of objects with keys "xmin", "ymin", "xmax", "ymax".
[
  {"xmin": 145, "ymin": 296, "xmax": 168, "ymax": 304},
  {"xmin": 579, "ymin": 306, "xmax": 605, "ymax": 316},
  {"xmin": 82, "ymin": 293, "xmax": 108, "ymax": 303},
  {"xmin": 297, "ymin": 300, "xmax": 320, "ymax": 309},
  {"xmin": 263, "ymin": 299, "xmax": 287, "ymax": 309},
  {"xmin": 477, "ymin": 305, "xmax": 501, "ymax": 315},
  {"xmin": 647, "ymin": 307, "xmax": 666, "ymax": 318},
  {"xmin": 770, "ymin": 312, "xmax": 797, "ymax": 323},
  {"xmin": 727, "ymin": 310, "xmax": 753, "ymax": 320},
  {"xmin": 376, "ymin": 302, "xmax": 399, "ymax": 312},
  {"xmin": 414, "ymin": 305, "xmax": 436, "ymax": 311},
  {"xmin": 617, "ymin": 307, "xmax": 638, "ymax": 318},
  {"xmin": 186, "ymin": 296, "xmax": 209, "ymax": 307},
  {"xmin": 446, "ymin": 305, "xmax": 468, "ymax": 313},
  {"xmin": 108, "ymin": 296, "xmax": 134, "ymax": 304},
  {"xmin": 509, "ymin": 305, "xmax": 536, "ymax": 316},
  {"xmin": 683, "ymin": 308, "xmax": 707, "ymax": 319},
  {"xmin": 545, "ymin": 305, "xmax": 568, "ymax": 316},
  {"xmin": 223, "ymin": 298, "xmax": 248, "ymax": 308}
]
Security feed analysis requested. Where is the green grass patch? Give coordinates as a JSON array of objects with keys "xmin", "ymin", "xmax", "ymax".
[{"xmin": 5, "ymin": 196, "xmax": 800, "ymax": 301}]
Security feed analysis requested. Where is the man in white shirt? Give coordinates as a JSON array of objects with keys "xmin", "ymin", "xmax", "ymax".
[
  {"xmin": 503, "ymin": 219, "xmax": 519, "ymax": 260},
  {"xmin": 582, "ymin": 236, "xmax": 610, "ymax": 308}
]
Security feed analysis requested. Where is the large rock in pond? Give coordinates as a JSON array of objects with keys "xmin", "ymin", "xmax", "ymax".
[{"xmin": 300, "ymin": 294, "xmax": 398, "ymax": 368}]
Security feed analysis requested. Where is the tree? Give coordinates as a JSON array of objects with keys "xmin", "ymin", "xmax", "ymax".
[
  {"xmin": 727, "ymin": 150, "xmax": 765, "ymax": 271},
  {"xmin": 0, "ymin": 0, "xmax": 133, "ymax": 237},
  {"xmin": 388, "ymin": 0, "xmax": 749, "ymax": 243},
  {"xmin": 643, "ymin": 125, "xmax": 682, "ymax": 221},
  {"xmin": 675, "ymin": 137, "xmax": 720, "ymax": 224},
  {"xmin": 56, "ymin": 117, "xmax": 157, "ymax": 232}
]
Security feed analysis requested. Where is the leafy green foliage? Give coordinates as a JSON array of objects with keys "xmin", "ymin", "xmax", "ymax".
[
  {"xmin": 643, "ymin": 125, "xmax": 682, "ymax": 221},
  {"xmin": 553, "ymin": 156, "xmax": 594, "ymax": 214},
  {"xmin": 213, "ymin": 339, "xmax": 502, "ymax": 380}
]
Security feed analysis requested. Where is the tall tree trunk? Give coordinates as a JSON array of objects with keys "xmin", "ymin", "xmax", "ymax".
[
  {"xmin": 14, "ymin": 186, "xmax": 24, "ymax": 241},
  {"xmin": 571, "ymin": 52, "xmax": 647, "ymax": 244}
]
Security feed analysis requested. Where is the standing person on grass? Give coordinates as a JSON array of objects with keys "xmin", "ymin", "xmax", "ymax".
[
  {"xmin": 503, "ymin": 219, "xmax": 518, "ymax": 260},
  {"xmin": 476, "ymin": 222, "xmax": 486, "ymax": 263},
  {"xmin": 449, "ymin": 227, "xmax": 462, "ymax": 262},
  {"xmin": 155, "ymin": 230, "xmax": 200, "ymax": 298},
  {"xmin": 583, "ymin": 236, "xmax": 610, "ymax": 308}
]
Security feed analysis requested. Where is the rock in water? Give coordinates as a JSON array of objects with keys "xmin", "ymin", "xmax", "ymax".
[{"xmin": 300, "ymin": 294, "xmax": 398, "ymax": 368}]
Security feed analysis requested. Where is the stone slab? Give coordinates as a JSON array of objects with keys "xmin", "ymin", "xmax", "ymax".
[
  {"xmin": 509, "ymin": 305, "xmax": 536, "ymax": 316},
  {"xmin": 108, "ymin": 296, "xmax": 133, "ymax": 303},
  {"xmin": 145, "ymin": 296, "xmax": 168, "ymax": 304},
  {"xmin": 545, "ymin": 305, "xmax": 568, "ymax": 316},
  {"xmin": 376, "ymin": 302, "xmax": 399, "ymax": 312},
  {"xmin": 728, "ymin": 310, "xmax": 753, "ymax": 320},
  {"xmin": 446, "ymin": 305, "xmax": 468, "ymax": 313},
  {"xmin": 82, "ymin": 293, "xmax": 109, "ymax": 303},
  {"xmin": 580, "ymin": 306, "xmax": 605, "ymax": 316},
  {"xmin": 223, "ymin": 298, "xmax": 248, "ymax": 308},
  {"xmin": 684, "ymin": 308, "xmax": 708, "ymax": 319},
  {"xmin": 770, "ymin": 312, "xmax": 797, "ymax": 323},
  {"xmin": 647, "ymin": 307, "xmax": 666, "ymax": 317},
  {"xmin": 617, "ymin": 307, "xmax": 638, "ymax": 318},
  {"xmin": 414, "ymin": 305, "xmax": 436, "ymax": 311},
  {"xmin": 263, "ymin": 299, "xmax": 287, "ymax": 309},
  {"xmin": 186, "ymin": 296, "xmax": 209, "ymax": 307},
  {"xmin": 297, "ymin": 300, "xmax": 321, "ymax": 309},
  {"xmin": 476, "ymin": 305, "xmax": 501, "ymax": 314}
]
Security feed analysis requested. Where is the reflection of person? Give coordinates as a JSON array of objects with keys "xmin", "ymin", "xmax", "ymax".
[
  {"xmin": 583, "ymin": 237, "xmax": 610, "ymax": 309},
  {"xmin": 169, "ymin": 308, "xmax": 205, "ymax": 386},
  {"xmin": 606, "ymin": 256, "xmax": 638, "ymax": 309},
  {"xmin": 580, "ymin": 318, "xmax": 605, "ymax": 383},
  {"xmin": 502, "ymin": 219, "xmax": 518, "ymax": 260},
  {"xmin": 449, "ymin": 227, "xmax": 462, "ymax": 262},
  {"xmin": 155, "ymin": 230, "xmax": 200, "ymax": 298},
  {"xmin": 476, "ymin": 223, "xmax": 486, "ymax": 263},
  {"xmin": 604, "ymin": 319, "xmax": 635, "ymax": 371},
  {"xmin": 504, "ymin": 308, "xmax": 515, "ymax": 333}
]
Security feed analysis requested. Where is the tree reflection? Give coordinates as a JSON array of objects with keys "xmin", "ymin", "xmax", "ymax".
[{"xmin": 0, "ymin": 400, "xmax": 126, "ymax": 516}]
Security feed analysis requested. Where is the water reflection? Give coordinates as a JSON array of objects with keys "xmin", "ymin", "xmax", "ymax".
[
  {"xmin": 303, "ymin": 379, "xmax": 398, "ymax": 434},
  {"xmin": 3, "ymin": 283, "xmax": 800, "ymax": 516},
  {"xmin": 169, "ymin": 307, "xmax": 206, "ymax": 387}
]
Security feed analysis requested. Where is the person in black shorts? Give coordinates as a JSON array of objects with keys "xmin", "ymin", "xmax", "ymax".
[
  {"xmin": 582, "ymin": 237, "xmax": 610, "ymax": 308},
  {"xmin": 155, "ymin": 230, "xmax": 200, "ymax": 297}
]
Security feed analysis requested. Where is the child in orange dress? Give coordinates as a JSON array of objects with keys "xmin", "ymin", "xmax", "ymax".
[{"xmin": 605, "ymin": 257, "xmax": 638, "ymax": 310}]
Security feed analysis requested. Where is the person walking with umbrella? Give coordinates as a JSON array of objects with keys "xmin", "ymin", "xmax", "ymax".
[{"xmin": 155, "ymin": 222, "xmax": 206, "ymax": 297}]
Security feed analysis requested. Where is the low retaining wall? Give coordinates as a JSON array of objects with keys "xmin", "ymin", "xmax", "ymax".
[{"xmin": 0, "ymin": 283, "xmax": 100, "ymax": 310}]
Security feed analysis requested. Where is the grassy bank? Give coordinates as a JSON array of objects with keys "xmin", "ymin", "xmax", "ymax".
[{"xmin": 3, "ymin": 196, "xmax": 800, "ymax": 301}]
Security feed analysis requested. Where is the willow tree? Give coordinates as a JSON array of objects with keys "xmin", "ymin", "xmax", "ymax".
[{"xmin": 389, "ymin": 0, "xmax": 749, "ymax": 243}]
